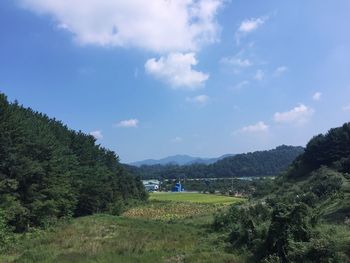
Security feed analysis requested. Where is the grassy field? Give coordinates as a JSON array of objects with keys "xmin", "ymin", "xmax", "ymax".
[
  {"xmin": 1, "ymin": 193, "xmax": 245, "ymax": 263},
  {"xmin": 149, "ymin": 192, "xmax": 242, "ymax": 204},
  {"xmin": 124, "ymin": 193, "xmax": 244, "ymax": 222}
]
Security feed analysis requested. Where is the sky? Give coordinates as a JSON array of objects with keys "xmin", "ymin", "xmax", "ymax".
[{"xmin": 1, "ymin": 0, "xmax": 350, "ymax": 163}]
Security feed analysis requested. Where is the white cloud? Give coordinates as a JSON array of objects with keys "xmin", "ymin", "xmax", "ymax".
[
  {"xmin": 233, "ymin": 80, "xmax": 249, "ymax": 90},
  {"xmin": 220, "ymin": 57, "xmax": 253, "ymax": 68},
  {"xmin": 239, "ymin": 121, "xmax": 269, "ymax": 133},
  {"xmin": 171, "ymin": 137, "xmax": 183, "ymax": 143},
  {"xmin": 116, "ymin": 119, "xmax": 139, "ymax": 128},
  {"xmin": 274, "ymin": 104, "xmax": 314, "ymax": 124},
  {"xmin": 254, "ymin": 69, "xmax": 264, "ymax": 81},
  {"xmin": 89, "ymin": 130, "xmax": 103, "ymax": 139},
  {"xmin": 236, "ymin": 16, "xmax": 268, "ymax": 44},
  {"xmin": 20, "ymin": 0, "xmax": 223, "ymax": 53},
  {"xmin": 274, "ymin": 66, "xmax": 288, "ymax": 76},
  {"xmin": 186, "ymin": 94, "xmax": 210, "ymax": 106},
  {"xmin": 145, "ymin": 52, "xmax": 209, "ymax": 89},
  {"xmin": 20, "ymin": 0, "xmax": 222, "ymax": 88},
  {"xmin": 312, "ymin": 92, "xmax": 322, "ymax": 101},
  {"xmin": 238, "ymin": 17, "xmax": 267, "ymax": 33}
]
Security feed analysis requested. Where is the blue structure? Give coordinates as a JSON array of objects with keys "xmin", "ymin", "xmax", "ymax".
[{"xmin": 172, "ymin": 182, "xmax": 185, "ymax": 192}]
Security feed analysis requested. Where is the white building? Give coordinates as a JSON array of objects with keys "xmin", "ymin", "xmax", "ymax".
[{"xmin": 142, "ymin": 180, "xmax": 160, "ymax": 192}]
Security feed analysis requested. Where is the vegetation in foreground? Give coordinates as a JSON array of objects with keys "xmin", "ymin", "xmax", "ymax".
[
  {"xmin": 0, "ymin": 194, "xmax": 244, "ymax": 263},
  {"xmin": 213, "ymin": 123, "xmax": 350, "ymax": 262}
]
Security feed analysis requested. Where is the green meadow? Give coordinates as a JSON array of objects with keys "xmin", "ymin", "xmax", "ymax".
[{"xmin": 1, "ymin": 194, "xmax": 245, "ymax": 263}]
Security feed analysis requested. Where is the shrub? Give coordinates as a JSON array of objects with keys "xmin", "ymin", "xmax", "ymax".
[
  {"xmin": 0, "ymin": 209, "xmax": 13, "ymax": 251},
  {"xmin": 306, "ymin": 167, "xmax": 342, "ymax": 200}
]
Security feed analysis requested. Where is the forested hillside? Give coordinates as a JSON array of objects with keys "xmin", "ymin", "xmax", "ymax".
[
  {"xmin": 126, "ymin": 145, "xmax": 304, "ymax": 180},
  {"xmin": 213, "ymin": 123, "xmax": 350, "ymax": 262},
  {"xmin": 0, "ymin": 93, "xmax": 147, "ymax": 233}
]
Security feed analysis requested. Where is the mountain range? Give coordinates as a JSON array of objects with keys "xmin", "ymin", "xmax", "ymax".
[{"xmin": 129, "ymin": 154, "xmax": 235, "ymax": 167}]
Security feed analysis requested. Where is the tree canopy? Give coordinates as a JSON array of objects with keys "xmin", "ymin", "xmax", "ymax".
[{"xmin": 0, "ymin": 93, "xmax": 147, "ymax": 232}]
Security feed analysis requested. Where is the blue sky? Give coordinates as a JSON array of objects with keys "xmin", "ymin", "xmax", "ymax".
[{"xmin": 1, "ymin": 0, "xmax": 350, "ymax": 163}]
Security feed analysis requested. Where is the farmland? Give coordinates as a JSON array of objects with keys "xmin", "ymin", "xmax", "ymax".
[
  {"xmin": 124, "ymin": 193, "xmax": 244, "ymax": 222},
  {"xmin": 1, "ymin": 193, "xmax": 245, "ymax": 263},
  {"xmin": 149, "ymin": 192, "xmax": 241, "ymax": 204}
]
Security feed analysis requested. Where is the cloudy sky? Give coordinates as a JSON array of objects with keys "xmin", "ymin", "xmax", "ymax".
[{"xmin": 1, "ymin": 0, "xmax": 350, "ymax": 162}]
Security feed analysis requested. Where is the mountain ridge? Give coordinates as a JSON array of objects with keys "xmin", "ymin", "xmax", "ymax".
[
  {"xmin": 125, "ymin": 145, "xmax": 305, "ymax": 180},
  {"xmin": 129, "ymin": 153, "xmax": 235, "ymax": 167}
]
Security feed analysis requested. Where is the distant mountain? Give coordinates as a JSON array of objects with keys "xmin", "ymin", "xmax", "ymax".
[
  {"xmin": 130, "ymin": 154, "xmax": 234, "ymax": 167},
  {"xmin": 125, "ymin": 145, "xmax": 304, "ymax": 180},
  {"xmin": 186, "ymin": 154, "xmax": 235, "ymax": 165}
]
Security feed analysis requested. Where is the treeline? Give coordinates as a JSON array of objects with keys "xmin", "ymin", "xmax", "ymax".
[
  {"xmin": 213, "ymin": 123, "xmax": 350, "ymax": 262},
  {"xmin": 180, "ymin": 178, "xmax": 272, "ymax": 196},
  {"xmin": 0, "ymin": 93, "xmax": 147, "ymax": 233},
  {"xmin": 125, "ymin": 145, "xmax": 304, "ymax": 180}
]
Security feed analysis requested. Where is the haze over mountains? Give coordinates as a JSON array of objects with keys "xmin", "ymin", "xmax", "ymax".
[{"xmin": 129, "ymin": 154, "xmax": 235, "ymax": 167}]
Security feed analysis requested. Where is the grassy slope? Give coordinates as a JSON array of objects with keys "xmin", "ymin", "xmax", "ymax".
[
  {"xmin": 260, "ymin": 172, "xmax": 350, "ymax": 260},
  {"xmin": 1, "ymin": 193, "xmax": 245, "ymax": 263},
  {"xmin": 275, "ymin": 171, "xmax": 350, "ymax": 223}
]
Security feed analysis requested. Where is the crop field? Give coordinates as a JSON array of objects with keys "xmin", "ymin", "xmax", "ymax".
[
  {"xmin": 123, "ymin": 200, "xmax": 220, "ymax": 221},
  {"xmin": 124, "ymin": 193, "xmax": 244, "ymax": 222},
  {"xmin": 149, "ymin": 192, "xmax": 243, "ymax": 204}
]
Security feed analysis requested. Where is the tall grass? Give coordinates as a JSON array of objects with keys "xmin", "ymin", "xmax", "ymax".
[{"xmin": 0, "ymin": 202, "xmax": 244, "ymax": 263}]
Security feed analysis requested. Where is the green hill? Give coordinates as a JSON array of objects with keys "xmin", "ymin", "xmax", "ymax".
[
  {"xmin": 213, "ymin": 123, "xmax": 350, "ymax": 262},
  {"xmin": 0, "ymin": 93, "xmax": 147, "ymax": 235},
  {"xmin": 126, "ymin": 145, "xmax": 304, "ymax": 180}
]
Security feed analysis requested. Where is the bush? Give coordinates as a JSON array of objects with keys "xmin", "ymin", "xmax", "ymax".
[
  {"xmin": 212, "ymin": 205, "xmax": 241, "ymax": 232},
  {"xmin": 308, "ymin": 167, "xmax": 342, "ymax": 199},
  {"xmin": 306, "ymin": 238, "xmax": 337, "ymax": 262},
  {"xmin": 108, "ymin": 198, "xmax": 126, "ymax": 216},
  {"xmin": 0, "ymin": 209, "xmax": 13, "ymax": 251}
]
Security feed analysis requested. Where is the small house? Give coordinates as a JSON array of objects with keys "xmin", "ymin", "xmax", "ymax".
[{"xmin": 142, "ymin": 180, "xmax": 160, "ymax": 192}]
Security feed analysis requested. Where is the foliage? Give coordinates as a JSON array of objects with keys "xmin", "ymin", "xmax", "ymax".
[
  {"xmin": 212, "ymin": 122, "xmax": 350, "ymax": 262},
  {"xmin": 0, "ymin": 208, "xmax": 13, "ymax": 251},
  {"xmin": 288, "ymin": 123, "xmax": 350, "ymax": 178},
  {"xmin": 0, "ymin": 93, "xmax": 147, "ymax": 233},
  {"xmin": 0, "ymin": 200, "xmax": 243, "ymax": 263},
  {"xmin": 307, "ymin": 167, "xmax": 343, "ymax": 199}
]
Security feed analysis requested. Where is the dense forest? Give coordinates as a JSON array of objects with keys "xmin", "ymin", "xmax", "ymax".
[
  {"xmin": 125, "ymin": 145, "xmax": 304, "ymax": 180},
  {"xmin": 213, "ymin": 123, "xmax": 350, "ymax": 262},
  {"xmin": 0, "ymin": 93, "xmax": 147, "ymax": 234}
]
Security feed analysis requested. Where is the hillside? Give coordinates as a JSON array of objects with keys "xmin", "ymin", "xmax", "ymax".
[
  {"xmin": 126, "ymin": 145, "xmax": 304, "ymax": 180},
  {"xmin": 0, "ymin": 93, "xmax": 147, "ymax": 234},
  {"xmin": 213, "ymin": 123, "xmax": 350, "ymax": 262}
]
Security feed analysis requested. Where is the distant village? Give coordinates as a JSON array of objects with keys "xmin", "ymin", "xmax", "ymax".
[
  {"xmin": 142, "ymin": 178, "xmax": 248, "ymax": 197},
  {"xmin": 142, "ymin": 180, "xmax": 185, "ymax": 192}
]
